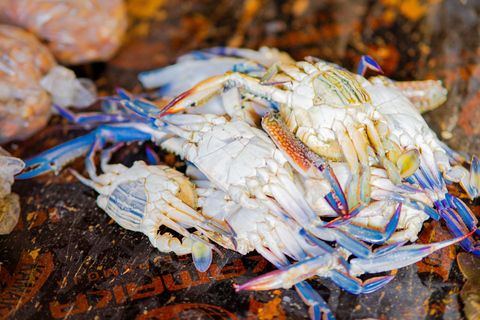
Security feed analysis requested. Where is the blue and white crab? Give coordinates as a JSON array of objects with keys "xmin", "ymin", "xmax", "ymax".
[
  {"xmin": 15, "ymin": 47, "xmax": 480, "ymax": 320},
  {"xmin": 145, "ymin": 47, "xmax": 479, "ymax": 255}
]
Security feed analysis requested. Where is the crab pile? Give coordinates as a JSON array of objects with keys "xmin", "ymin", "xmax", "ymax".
[{"xmin": 17, "ymin": 47, "xmax": 480, "ymax": 319}]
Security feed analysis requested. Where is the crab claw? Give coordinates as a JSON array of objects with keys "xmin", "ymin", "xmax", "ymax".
[
  {"xmin": 16, "ymin": 120, "xmax": 174, "ymax": 180},
  {"xmin": 262, "ymin": 113, "xmax": 349, "ymax": 218},
  {"xmin": 350, "ymin": 229, "xmax": 476, "ymax": 275},
  {"xmin": 470, "ymin": 155, "xmax": 480, "ymax": 195},
  {"xmin": 356, "ymin": 55, "xmax": 384, "ymax": 76},
  {"xmin": 115, "ymin": 87, "xmax": 160, "ymax": 122},
  {"xmin": 16, "ymin": 131, "xmax": 97, "ymax": 179},
  {"xmin": 337, "ymin": 203, "xmax": 402, "ymax": 244},
  {"xmin": 328, "ymin": 269, "xmax": 395, "ymax": 294},
  {"xmin": 234, "ymin": 251, "xmax": 395, "ymax": 296},
  {"xmin": 295, "ymin": 282, "xmax": 335, "ymax": 320},
  {"xmin": 234, "ymin": 253, "xmax": 339, "ymax": 291},
  {"xmin": 450, "ymin": 155, "xmax": 480, "ymax": 200},
  {"xmin": 159, "ymin": 75, "xmax": 227, "ymax": 116}
]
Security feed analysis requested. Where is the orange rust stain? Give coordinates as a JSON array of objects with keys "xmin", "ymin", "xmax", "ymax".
[
  {"xmin": 399, "ymin": 0, "xmax": 427, "ymax": 21},
  {"xmin": 459, "ymin": 67, "xmax": 470, "ymax": 80},
  {"xmin": 381, "ymin": 0, "xmax": 429, "ymax": 21},
  {"xmin": 382, "ymin": 9, "xmax": 397, "ymax": 24},
  {"xmin": 248, "ymin": 294, "xmax": 286, "ymax": 320},
  {"xmin": 381, "ymin": 0, "xmax": 399, "ymax": 6},
  {"xmin": 26, "ymin": 211, "xmax": 47, "ymax": 229},
  {"xmin": 469, "ymin": 206, "xmax": 480, "ymax": 217},
  {"xmin": 126, "ymin": 0, "xmax": 164, "ymax": 19},
  {"xmin": 416, "ymin": 220, "xmax": 455, "ymax": 280},
  {"xmin": 292, "ymin": 0, "xmax": 309, "ymax": 16},
  {"xmin": 366, "ymin": 44, "xmax": 400, "ymax": 75},
  {"xmin": 258, "ymin": 296, "xmax": 284, "ymax": 320},
  {"xmin": 458, "ymin": 92, "xmax": 480, "ymax": 135}
]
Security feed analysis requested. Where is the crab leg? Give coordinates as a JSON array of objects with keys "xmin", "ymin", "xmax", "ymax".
[
  {"xmin": 234, "ymin": 251, "xmax": 394, "ymax": 295},
  {"xmin": 16, "ymin": 123, "xmax": 172, "ymax": 179},
  {"xmin": 329, "ymin": 270, "xmax": 396, "ymax": 295},
  {"xmin": 249, "ymin": 232, "xmax": 335, "ymax": 320},
  {"xmin": 158, "ymin": 113, "xmax": 380, "ymax": 258},
  {"xmin": 445, "ymin": 156, "xmax": 480, "ymax": 200},
  {"xmin": 356, "ymin": 57, "xmax": 447, "ymax": 114},
  {"xmin": 72, "ymin": 160, "xmax": 237, "ymax": 272},
  {"xmin": 263, "ymin": 62, "xmax": 384, "ymax": 206},
  {"xmin": 295, "ymin": 282, "xmax": 335, "ymax": 320},
  {"xmin": 350, "ymin": 229, "xmax": 476, "ymax": 275},
  {"xmin": 356, "ymin": 56, "xmax": 384, "ymax": 76},
  {"xmin": 236, "ymin": 230, "xmax": 474, "ymax": 294},
  {"xmin": 53, "ymin": 104, "xmax": 143, "ymax": 125},
  {"xmin": 411, "ymin": 159, "xmax": 480, "ymax": 252},
  {"xmin": 335, "ymin": 203, "xmax": 401, "ymax": 244},
  {"xmin": 119, "ymin": 89, "xmax": 426, "ymax": 259},
  {"xmin": 261, "ymin": 113, "xmax": 349, "ymax": 218}
]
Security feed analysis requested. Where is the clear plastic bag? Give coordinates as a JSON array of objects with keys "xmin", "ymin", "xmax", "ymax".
[
  {"xmin": 0, "ymin": 147, "xmax": 24, "ymax": 235},
  {"xmin": 0, "ymin": 0, "xmax": 127, "ymax": 65},
  {"xmin": 0, "ymin": 24, "xmax": 57, "ymax": 143},
  {"xmin": 0, "ymin": 24, "xmax": 97, "ymax": 143}
]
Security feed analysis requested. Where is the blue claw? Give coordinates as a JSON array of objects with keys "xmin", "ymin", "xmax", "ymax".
[
  {"xmin": 471, "ymin": 155, "xmax": 480, "ymax": 197},
  {"xmin": 338, "ymin": 203, "xmax": 401, "ymax": 244},
  {"xmin": 295, "ymin": 282, "xmax": 334, "ymax": 320},
  {"xmin": 328, "ymin": 229, "xmax": 372, "ymax": 259},
  {"xmin": 53, "ymin": 104, "xmax": 142, "ymax": 125},
  {"xmin": 329, "ymin": 269, "xmax": 395, "ymax": 294},
  {"xmin": 351, "ymin": 229, "xmax": 476, "ymax": 274},
  {"xmin": 356, "ymin": 56, "xmax": 383, "ymax": 76},
  {"xmin": 145, "ymin": 146, "xmax": 161, "ymax": 165},
  {"xmin": 17, "ymin": 123, "xmax": 168, "ymax": 179},
  {"xmin": 450, "ymin": 195, "xmax": 479, "ymax": 236},
  {"xmin": 115, "ymin": 88, "xmax": 160, "ymax": 122},
  {"xmin": 385, "ymin": 203, "xmax": 401, "ymax": 240},
  {"xmin": 409, "ymin": 200, "xmax": 441, "ymax": 221},
  {"xmin": 234, "ymin": 253, "xmax": 342, "ymax": 292},
  {"xmin": 439, "ymin": 209, "xmax": 473, "ymax": 252},
  {"xmin": 338, "ymin": 224, "xmax": 386, "ymax": 244},
  {"xmin": 316, "ymin": 161, "xmax": 349, "ymax": 218},
  {"xmin": 17, "ymin": 131, "xmax": 97, "ymax": 179},
  {"xmin": 372, "ymin": 240, "xmax": 409, "ymax": 258}
]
